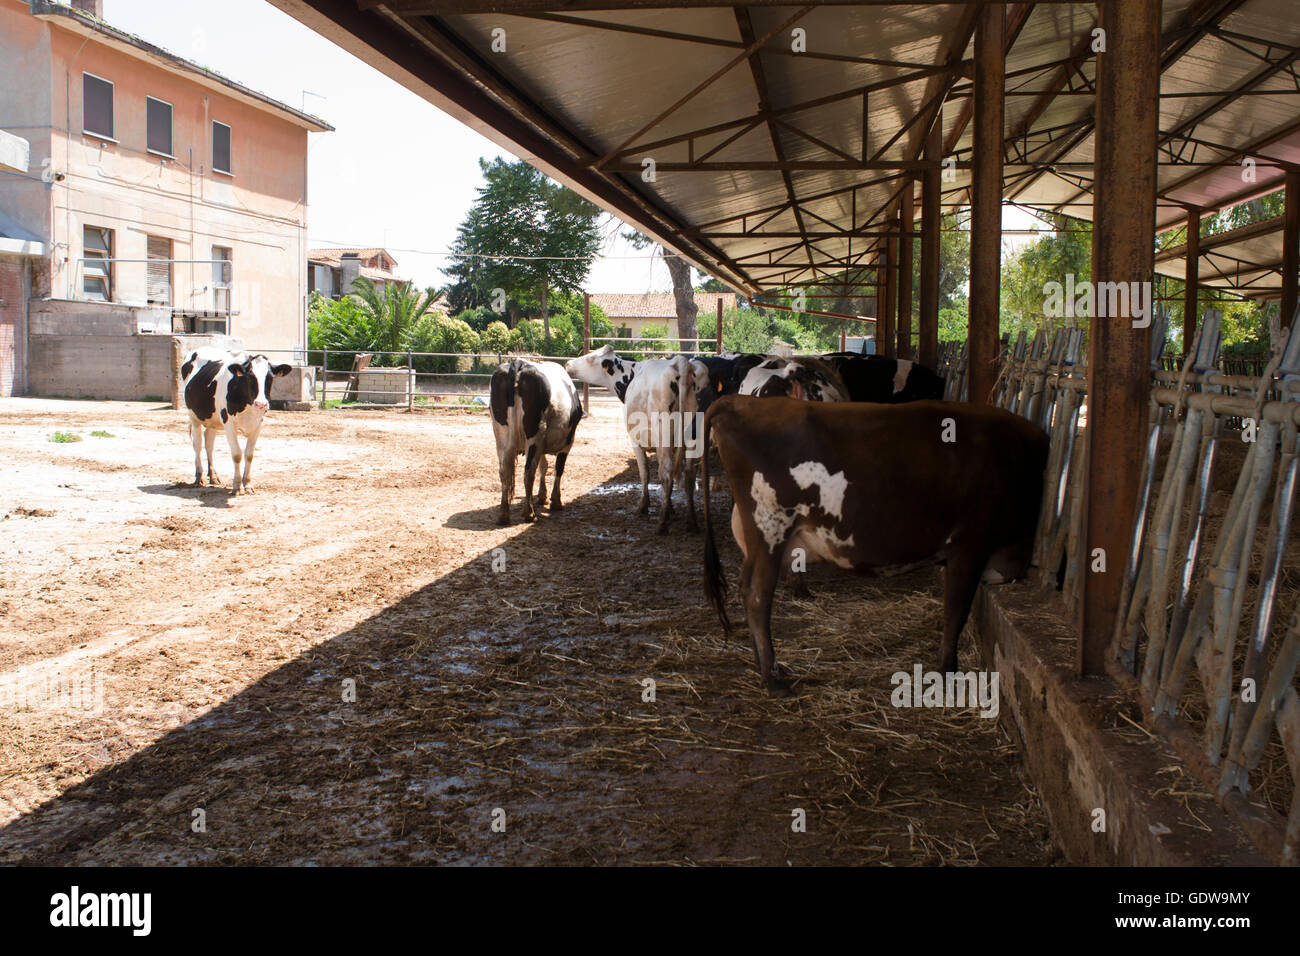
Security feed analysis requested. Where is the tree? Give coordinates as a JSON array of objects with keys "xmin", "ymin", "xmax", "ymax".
[
  {"xmin": 622, "ymin": 230, "xmax": 700, "ymax": 347},
  {"xmin": 442, "ymin": 158, "xmax": 602, "ymax": 330}
]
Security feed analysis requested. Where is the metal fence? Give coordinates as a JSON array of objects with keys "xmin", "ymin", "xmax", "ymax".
[{"xmin": 993, "ymin": 312, "xmax": 1300, "ymax": 864}]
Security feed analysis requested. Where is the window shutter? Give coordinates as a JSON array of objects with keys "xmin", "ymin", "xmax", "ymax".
[
  {"xmin": 147, "ymin": 98, "xmax": 172, "ymax": 155},
  {"xmin": 212, "ymin": 121, "xmax": 231, "ymax": 174},
  {"xmin": 83, "ymin": 74, "xmax": 113, "ymax": 139},
  {"xmin": 146, "ymin": 236, "xmax": 172, "ymax": 306}
]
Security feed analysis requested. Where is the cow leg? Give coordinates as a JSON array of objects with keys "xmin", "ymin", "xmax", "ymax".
[
  {"xmin": 204, "ymin": 428, "xmax": 220, "ymax": 485},
  {"xmin": 549, "ymin": 451, "xmax": 569, "ymax": 511},
  {"xmin": 240, "ymin": 429, "xmax": 261, "ymax": 494},
  {"xmin": 742, "ymin": 551, "xmax": 788, "ymax": 695},
  {"xmin": 633, "ymin": 445, "xmax": 650, "ymax": 516},
  {"xmin": 788, "ymin": 569, "xmax": 811, "ymax": 598},
  {"xmin": 191, "ymin": 426, "xmax": 204, "ymax": 486},
  {"xmin": 521, "ymin": 442, "xmax": 540, "ymax": 522},
  {"xmin": 497, "ymin": 449, "xmax": 515, "ymax": 525},
  {"xmin": 682, "ymin": 456, "xmax": 698, "ymax": 533},
  {"xmin": 939, "ymin": 544, "xmax": 992, "ymax": 672},
  {"xmin": 535, "ymin": 454, "xmax": 549, "ymax": 508},
  {"xmin": 655, "ymin": 446, "xmax": 676, "ymax": 535},
  {"xmin": 224, "ymin": 424, "xmax": 244, "ymax": 495}
]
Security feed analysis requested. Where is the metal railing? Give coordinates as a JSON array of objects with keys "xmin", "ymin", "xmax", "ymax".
[{"xmin": 996, "ymin": 311, "xmax": 1300, "ymax": 864}]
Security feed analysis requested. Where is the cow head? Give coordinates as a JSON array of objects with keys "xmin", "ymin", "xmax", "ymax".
[
  {"xmin": 227, "ymin": 355, "xmax": 292, "ymax": 413},
  {"xmin": 566, "ymin": 344, "xmax": 636, "ymax": 401}
]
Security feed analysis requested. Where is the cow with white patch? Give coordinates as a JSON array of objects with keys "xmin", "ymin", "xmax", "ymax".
[
  {"xmin": 735, "ymin": 355, "xmax": 848, "ymax": 402},
  {"xmin": 821, "ymin": 352, "xmax": 946, "ymax": 404},
  {"xmin": 566, "ymin": 345, "xmax": 703, "ymax": 534},
  {"xmin": 490, "ymin": 357, "xmax": 583, "ymax": 525},
  {"xmin": 182, "ymin": 347, "xmax": 292, "ymax": 495},
  {"xmin": 702, "ymin": 396, "xmax": 1047, "ymax": 694}
]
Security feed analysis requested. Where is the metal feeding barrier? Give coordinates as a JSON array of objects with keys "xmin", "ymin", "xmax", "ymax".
[
  {"xmin": 939, "ymin": 340, "xmax": 968, "ymax": 401},
  {"xmin": 1109, "ymin": 308, "xmax": 1300, "ymax": 862},
  {"xmin": 1004, "ymin": 308, "xmax": 1300, "ymax": 863}
]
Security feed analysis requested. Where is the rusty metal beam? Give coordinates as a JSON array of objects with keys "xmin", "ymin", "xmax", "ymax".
[
  {"xmin": 1081, "ymin": 0, "xmax": 1159, "ymax": 678},
  {"xmin": 1184, "ymin": 206, "xmax": 1201, "ymax": 351},
  {"xmin": 919, "ymin": 120, "xmax": 941, "ymax": 369},
  {"xmin": 898, "ymin": 188, "xmax": 915, "ymax": 359},
  {"xmin": 968, "ymin": 4, "xmax": 1004, "ymax": 407},
  {"xmin": 881, "ymin": 232, "xmax": 897, "ymax": 359}
]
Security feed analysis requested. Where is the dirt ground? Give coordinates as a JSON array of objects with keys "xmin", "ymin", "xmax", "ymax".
[{"xmin": 0, "ymin": 395, "xmax": 1058, "ymax": 865}]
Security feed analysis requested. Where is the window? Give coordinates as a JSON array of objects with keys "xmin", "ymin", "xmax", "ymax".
[
  {"xmin": 212, "ymin": 246, "xmax": 232, "ymax": 313},
  {"xmin": 211, "ymin": 121, "xmax": 231, "ymax": 175},
  {"xmin": 146, "ymin": 235, "xmax": 172, "ymax": 306},
  {"xmin": 82, "ymin": 73, "xmax": 114, "ymax": 140},
  {"xmin": 146, "ymin": 96, "xmax": 172, "ymax": 156},
  {"xmin": 83, "ymin": 226, "xmax": 113, "ymax": 301}
]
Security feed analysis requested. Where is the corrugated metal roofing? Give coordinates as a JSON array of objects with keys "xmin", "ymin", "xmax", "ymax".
[{"xmin": 271, "ymin": 0, "xmax": 1300, "ymax": 301}]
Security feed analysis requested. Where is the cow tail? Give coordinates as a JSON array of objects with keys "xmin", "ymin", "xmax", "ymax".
[{"xmin": 701, "ymin": 402, "xmax": 730, "ymax": 633}]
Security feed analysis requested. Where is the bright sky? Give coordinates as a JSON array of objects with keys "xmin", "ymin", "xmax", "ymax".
[{"xmin": 104, "ymin": 0, "xmax": 1042, "ymax": 298}]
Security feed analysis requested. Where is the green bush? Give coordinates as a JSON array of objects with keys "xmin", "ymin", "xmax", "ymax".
[
  {"xmin": 406, "ymin": 313, "xmax": 481, "ymax": 373},
  {"xmin": 480, "ymin": 320, "xmax": 511, "ymax": 355},
  {"xmin": 509, "ymin": 318, "xmax": 547, "ymax": 354}
]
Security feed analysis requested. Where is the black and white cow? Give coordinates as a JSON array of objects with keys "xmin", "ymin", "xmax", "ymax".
[
  {"xmin": 820, "ymin": 353, "xmax": 946, "ymax": 404},
  {"xmin": 490, "ymin": 357, "xmax": 583, "ymax": 525},
  {"xmin": 566, "ymin": 345, "xmax": 704, "ymax": 533},
  {"xmin": 182, "ymin": 347, "xmax": 291, "ymax": 494},
  {"xmin": 735, "ymin": 355, "xmax": 848, "ymax": 402}
]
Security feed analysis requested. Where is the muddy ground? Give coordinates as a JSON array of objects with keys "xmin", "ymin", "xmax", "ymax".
[{"xmin": 0, "ymin": 396, "xmax": 1058, "ymax": 865}]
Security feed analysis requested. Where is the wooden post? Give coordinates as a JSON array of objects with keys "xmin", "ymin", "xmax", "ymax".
[
  {"xmin": 1284, "ymin": 170, "xmax": 1300, "ymax": 329},
  {"xmin": 322, "ymin": 348, "xmax": 328, "ymax": 405},
  {"xmin": 1079, "ymin": 0, "xmax": 1159, "ymax": 676},
  {"xmin": 1183, "ymin": 205, "xmax": 1200, "ymax": 355},
  {"xmin": 582, "ymin": 292, "xmax": 591, "ymax": 413},
  {"xmin": 898, "ymin": 184, "xmax": 914, "ymax": 360},
  {"xmin": 969, "ymin": 2, "xmax": 1004, "ymax": 405},
  {"xmin": 170, "ymin": 337, "xmax": 183, "ymax": 410},
  {"xmin": 919, "ymin": 119, "xmax": 942, "ymax": 369},
  {"xmin": 881, "ymin": 233, "xmax": 897, "ymax": 359},
  {"xmin": 840, "ymin": 329, "xmax": 847, "ymax": 352},
  {"xmin": 716, "ymin": 297, "xmax": 724, "ymax": 354}
]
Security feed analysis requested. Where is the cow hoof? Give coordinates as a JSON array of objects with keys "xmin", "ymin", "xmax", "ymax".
[
  {"xmin": 549, "ymin": 499, "xmax": 564, "ymax": 512},
  {"xmin": 521, "ymin": 512, "xmax": 536, "ymax": 523},
  {"xmin": 636, "ymin": 504, "xmax": 650, "ymax": 516},
  {"xmin": 497, "ymin": 512, "xmax": 510, "ymax": 526},
  {"xmin": 766, "ymin": 676, "xmax": 792, "ymax": 697},
  {"xmin": 655, "ymin": 522, "xmax": 670, "ymax": 536},
  {"xmin": 243, "ymin": 486, "xmax": 255, "ymax": 495}
]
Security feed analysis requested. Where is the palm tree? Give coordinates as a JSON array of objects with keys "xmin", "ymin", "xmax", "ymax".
[{"xmin": 348, "ymin": 276, "xmax": 438, "ymax": 361}]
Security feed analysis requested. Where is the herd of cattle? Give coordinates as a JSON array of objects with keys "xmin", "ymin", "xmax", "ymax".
[
  {"xmin": 176, "ymin": 343, "xmax": 1047, "ymax": 693},
  {"xmin": 490, "ymin": 344, "xmax": 1048, "ymax": 693}
]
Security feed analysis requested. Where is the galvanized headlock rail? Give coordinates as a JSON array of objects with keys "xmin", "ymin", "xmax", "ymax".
[
  {"xmin": 1088, "ymin": 307, "xmax": 1300, "ymax": 864},
  {"xmin": 939, "ymin": 340, "xmax": 968, "ymax": 402}
]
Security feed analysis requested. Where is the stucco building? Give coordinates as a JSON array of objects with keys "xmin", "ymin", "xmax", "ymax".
[
  {"xmin": 0, "ymin": 0, "xmax": 331, "ymax": 397},
  {"xmin": 588, "ymin": 291, "xmax": 732, "ymax": 342}
]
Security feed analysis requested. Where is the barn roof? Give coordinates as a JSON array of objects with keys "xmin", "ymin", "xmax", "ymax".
[{"xmin": 269, "ymin": 1, "xmax": 1300, "ymax": 302}]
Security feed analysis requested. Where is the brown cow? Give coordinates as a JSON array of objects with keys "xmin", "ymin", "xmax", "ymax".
[{"xmin": 701, "ymin": 396, "xmax": 1048, "ymax": 694}]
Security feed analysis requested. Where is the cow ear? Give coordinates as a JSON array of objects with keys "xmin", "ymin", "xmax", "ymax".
[
  {"xmin": 228, "ymin": 363, "xmax": 245, "ymax": 377},
  {"xmin": 273, "ymin": 364, "xmax": 292, "ymax": 376}
]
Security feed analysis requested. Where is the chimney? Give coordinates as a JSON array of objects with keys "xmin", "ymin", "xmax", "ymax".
[
  {"xmin": 340, "ymin": 253, "xmax": 361, "ymax": 294},
  {"xmin": 68, "ymin": 0, "xmax": 104, "ymax": 19}
]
